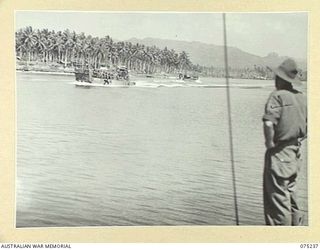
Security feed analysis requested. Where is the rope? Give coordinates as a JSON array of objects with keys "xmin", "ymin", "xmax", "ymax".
[{"xmin": 222, "ymin": 13, "xmax": 240, "ymax": 225}]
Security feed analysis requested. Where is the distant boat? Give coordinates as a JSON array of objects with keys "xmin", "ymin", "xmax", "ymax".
[
  {"xmin": 146, "ymin": 72, "xmax": 168, "ymax": 79},
  {"xmin": 74, "ymin": 65, "xmax": 135, "ymax": 87},
  {"xmin": 178, "ymin": 73, "xmax": 199, "ymax": 81}
]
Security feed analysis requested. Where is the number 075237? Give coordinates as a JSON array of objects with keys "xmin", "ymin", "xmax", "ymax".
[{"xmin": 300, "ymin": 244, "xmax": 319, "ymax": 248}]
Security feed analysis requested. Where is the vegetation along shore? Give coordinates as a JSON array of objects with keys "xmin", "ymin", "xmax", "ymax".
[{"xmin": 16, "ymin": 26, "xmax": 307, "ymax": 81}]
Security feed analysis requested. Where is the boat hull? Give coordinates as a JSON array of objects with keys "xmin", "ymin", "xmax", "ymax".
[
  {"xmin": 75, "ymin": 76, "xmax": 134, "ymax": 86},
  {"xmin": 74, "ymin": 82, "xmax": 130, "ymax": 88},
  {"xmin": 91, "ymin": 77, "xmax": 132, "ymax": 86}
]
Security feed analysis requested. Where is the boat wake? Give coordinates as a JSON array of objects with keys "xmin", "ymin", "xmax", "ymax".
[
  {"xmin": 69, "ymin": 81, "xmax": 265, "ymax": 89},
  {"xmin": 126, "ymin": 81, "xmax": 265, "ymax": 89}
]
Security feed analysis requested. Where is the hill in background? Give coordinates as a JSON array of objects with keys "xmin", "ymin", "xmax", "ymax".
[{"xmin": 127, "ymin": 37, "xmax": 307, "ymax": 70}]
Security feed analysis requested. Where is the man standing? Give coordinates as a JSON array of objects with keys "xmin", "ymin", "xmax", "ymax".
[{"xmin": 263, "ymin": 58, "xmax": 307, "ymax": 225}]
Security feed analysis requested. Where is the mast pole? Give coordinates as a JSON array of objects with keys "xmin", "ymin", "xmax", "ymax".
[{"xmin": 222, "ymin": 13, "xmax": 240, "ymax": 225}]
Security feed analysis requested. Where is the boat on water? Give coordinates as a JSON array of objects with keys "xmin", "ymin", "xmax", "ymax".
[
  {"xmin": 178, "ymin": 73, "xmax": 199, "ymax": 81},
  {"xmin": 177, "ymin": 73, "xmax": 201, "ymax": 83},
  {"xmin": 144, "ymin": 72, "xmax": 168, "ymax": 79},
  {"xmin": 74, "ymin": 65, "xmax": 135, "ymax": 87}
]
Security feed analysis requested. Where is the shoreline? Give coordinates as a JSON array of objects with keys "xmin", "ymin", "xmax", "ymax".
[
  {"xmin": 15, "ymin": 61, "xmax": 273, "ymax": 81},
  {"xmin": 16, "ymin": 64, "xmax": 306, "ymax": 83},
  {"xmin": 16, "ymin": 69, "xmax": 74, "ymax": 76},
  {"xmin": 16, "ymin": 68, "xmax": 272, "ymax": 81}
]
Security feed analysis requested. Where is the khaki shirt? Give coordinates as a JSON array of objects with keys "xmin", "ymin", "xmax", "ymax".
[{"xmin": 263, "ymin": 89, "xmax": 307, "ymax": 143}]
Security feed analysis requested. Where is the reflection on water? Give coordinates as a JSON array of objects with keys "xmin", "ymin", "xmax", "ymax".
[{"xmin": 16, "ymin": 72, "xmax": 308, "ymax": 227}]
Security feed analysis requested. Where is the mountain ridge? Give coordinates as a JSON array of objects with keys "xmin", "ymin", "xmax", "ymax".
[{"xmin": 126, "ymin": 37, "xmax": 307, "ymax": 70}]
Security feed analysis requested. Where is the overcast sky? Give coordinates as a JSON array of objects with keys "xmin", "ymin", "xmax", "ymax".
[{"xmin": 15, "ymin": 11, "xmax": 308, "ymax": 60}]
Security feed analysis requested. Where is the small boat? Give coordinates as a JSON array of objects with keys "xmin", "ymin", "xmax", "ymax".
[
  {"xmin": 178, "ymin": 73, "xmax": 199, "ymax": 81},
  {"xmin": 74, "ymin": 65, "xmax": 135, "ymax": 87}
]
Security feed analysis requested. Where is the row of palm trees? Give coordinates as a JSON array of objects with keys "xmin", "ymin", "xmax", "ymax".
[{"xmin": 15, "ymin": 26, "xmax": 197, "ymax": 74}]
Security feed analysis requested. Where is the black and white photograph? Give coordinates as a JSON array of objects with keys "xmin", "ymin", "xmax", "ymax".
[{"xmin": 15, "ymin": 11, "xmax": 308, "ymax": 227}]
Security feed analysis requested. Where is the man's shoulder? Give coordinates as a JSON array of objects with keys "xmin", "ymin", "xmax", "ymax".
[
  {"xmin": 272, "ymin": 89, "xmax": 290, "ymax": 95},
  {"xmin": 267, "ymin": 90, "xmax": 283, "ymax": 100},
  {"xmin": 271, "ymin": 89, "xmax": 304, "ymax": 98},
  {"xmin": 269, "ymin": 89, "xmax": 306, "ymax": 108}
]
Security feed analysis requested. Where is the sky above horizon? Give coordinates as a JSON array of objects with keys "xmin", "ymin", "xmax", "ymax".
[{"xmin": 15, "ymin": 11, "xmax": 308, "ymax": 60}]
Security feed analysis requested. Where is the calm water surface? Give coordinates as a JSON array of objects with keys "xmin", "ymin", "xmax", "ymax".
[{"xmin": 16, "ymin": 72, "xmax": 308, "ymax": 227}]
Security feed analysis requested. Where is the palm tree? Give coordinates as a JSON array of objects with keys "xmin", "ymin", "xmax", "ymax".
[
  {"xmin": 178, "ymin": 51, "xmax": 191, "ymax": 73},
  {"xmin": 50, "ymin": 31, "xmax": 64, "ymax": 63},
  {"xmin": 93, "ymin": 39, "xmax": 108, "ymax": 69},
  {"xmin": 35, "ymin": 29, "xmax": 48, "ymax": 62},
  {"xmin": 62, "ymin": 29, "xmax": 75, "ymax": 67},
  {"xmin": 17, "ymin": 26, "xmax": 38, "ymax": 65},
  {"xmin": 15, "ymin": 26, "xmax": 204, "ymax": 76}
]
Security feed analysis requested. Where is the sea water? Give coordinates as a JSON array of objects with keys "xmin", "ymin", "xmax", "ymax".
[{"xmin": 16, "ymin": 72, "xmax": 308, "ymax": 227}]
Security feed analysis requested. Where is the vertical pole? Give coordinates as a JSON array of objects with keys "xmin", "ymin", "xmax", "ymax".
[{"xmin": 222, "ymin": 13, "xmax": 240, "ymax": 225}]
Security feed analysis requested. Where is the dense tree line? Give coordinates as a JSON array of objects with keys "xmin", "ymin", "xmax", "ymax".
[
  {"xmin": 16, "ymin": 26, "xmax": 307, "ymax": 80},
  {"xmin": 15, "ymin": 26, "xmax": 196, "ymax": 74}
]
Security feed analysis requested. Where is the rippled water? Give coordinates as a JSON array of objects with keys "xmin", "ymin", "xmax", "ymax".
[{"xmin": 16, "ymin": 72, "xmax": 308, "ymax": 227}]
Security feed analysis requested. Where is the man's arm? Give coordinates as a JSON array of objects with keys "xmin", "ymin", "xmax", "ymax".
[{"xmin": 263, "ymin": 120, "xmax": 275, "ymax": 149}]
